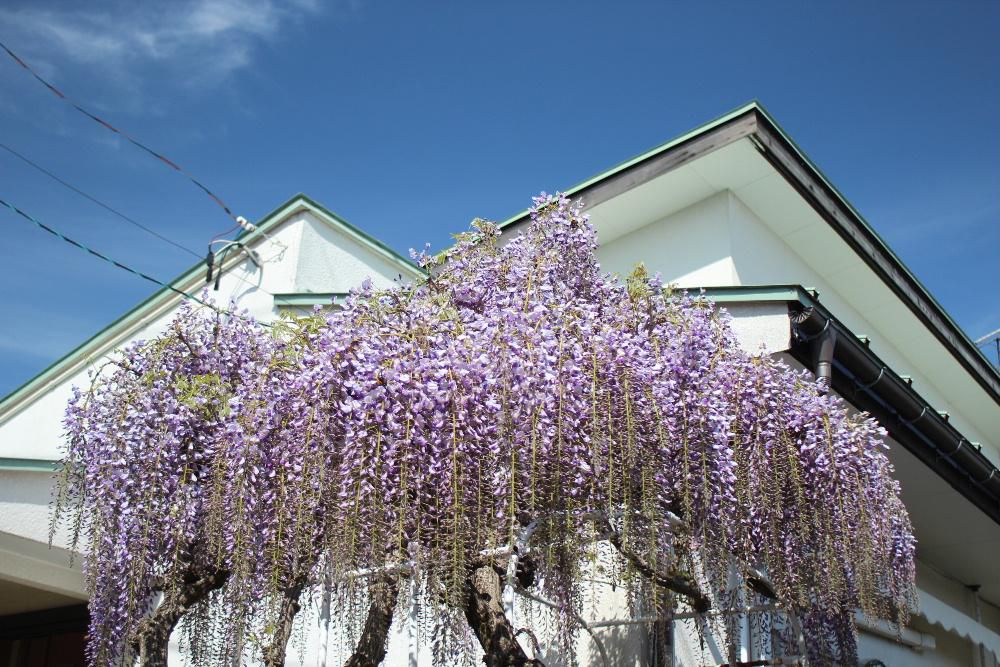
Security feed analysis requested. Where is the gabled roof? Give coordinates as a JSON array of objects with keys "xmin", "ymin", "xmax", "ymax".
[
  {"xmin": 241, "ymin": 194, "xmax": 421, "ymax": 276},
  {"xmin": 498, "ymin": 101, "xmax": 1000, "ymax": 406},
  {"xmin": 0, "ymin": 194, "xmax": 422, "ymax": 423}
]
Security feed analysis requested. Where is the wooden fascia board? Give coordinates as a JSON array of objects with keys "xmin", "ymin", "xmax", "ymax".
[
  {"xmin": 498, "ymin": 107, "xmax": 761, "ymax": 230},
  {"xmin": 747, "ymin": 111, "xmax": 1000, "ymax": 404}
]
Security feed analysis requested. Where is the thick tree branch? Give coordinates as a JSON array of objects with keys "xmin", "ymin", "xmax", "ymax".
[
  {"xmin": 343, "ymin": 574, "xmax": 403, "ymax": 667},
  {"xmin": 464, "ymin": 565, "xmax": 544, "ymax": 667},
  {"xmin": 595, "ymin": 515, "xmax": 711, "ymax": 613},
  {"xmin": 263, "ymin": 574, "xmax": 310, "ymax": 667},
  {"xmin": 131, "ymin": 566, "xmax": 229, "ymax": 667}
]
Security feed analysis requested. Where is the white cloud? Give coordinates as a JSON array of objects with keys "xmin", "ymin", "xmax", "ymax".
[{"xmin": 0, "ymin": 0, "xmax": 324, "ymax": 85}]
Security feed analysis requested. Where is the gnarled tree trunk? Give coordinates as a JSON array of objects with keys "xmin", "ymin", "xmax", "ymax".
[
  {"xmin": 343, "ymin": 574, "xmax": 403, "ymax": 667},
  {"xmin": 131, "ymin": 567, "xmax": 229, "ymax": 667},
  {"xmin": 263, "ymin": 574, "xmax": 310, "ymax": 667},
  {"xmin": 464, "ymin": 565, "xmax": 544, "ymax": 667}
]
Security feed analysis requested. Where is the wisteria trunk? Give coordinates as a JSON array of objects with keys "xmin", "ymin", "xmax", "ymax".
[
  {"xmin": 464, "ymin": 565, "xmax": 544, "ymax": 667},
  {"xmin": 131, "ymin": 567, "xmax": 229, "ymax": 667},
  {"xmin": 343, "ymin": 575, "xmax": 403, "ymax": 667},
  {"xmin": 598, "ymin": 515, "xmax": 710, "ymax": 614},
  {"xmin": 263, "ymin": 575, "xmax": 310, "ymax": 667}
]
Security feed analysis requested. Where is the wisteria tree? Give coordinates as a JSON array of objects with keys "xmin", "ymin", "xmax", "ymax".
[{"xmin": 54, "ymin": 194, "xmax": 916, "ymax": 667}]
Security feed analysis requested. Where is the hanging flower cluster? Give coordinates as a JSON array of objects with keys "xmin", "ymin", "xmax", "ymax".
[{"xmin": 57, "ymin": 193, "xmax": 916, "ymax": 666}]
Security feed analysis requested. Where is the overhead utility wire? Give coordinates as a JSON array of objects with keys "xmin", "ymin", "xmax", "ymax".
[
  {"xmin": 977, "ymin": 328, "xmax": 1000, "ymax": 366},
  {"xmin": 0, "ymin": 141, "xmax": 200, "ymax": 258},
  {"xmin": 0, "ymin": 39, "xmax": 243, "ymax": 240},
  {"xmin": 0, "ymin": 196, "xmax": 269, "ymax": 327},
  {"xmin": 0, "ymin": 141, "xmax": 273, "ymax": 296}
]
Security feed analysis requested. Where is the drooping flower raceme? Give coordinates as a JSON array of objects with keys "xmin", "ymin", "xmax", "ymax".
[{"xmin": 57, "ymin": 194, "xmax": 915, "ymax": 666}]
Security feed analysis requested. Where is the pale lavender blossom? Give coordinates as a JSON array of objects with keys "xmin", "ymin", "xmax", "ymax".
[{"xmin": 57, "ymin": 194, "xmax": 915, "ymax": 665}]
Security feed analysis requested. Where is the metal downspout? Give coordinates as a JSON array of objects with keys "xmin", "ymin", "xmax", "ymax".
[{"xmin": 789, "ymin": 304, "xmax": 1000, "ymax": 523}]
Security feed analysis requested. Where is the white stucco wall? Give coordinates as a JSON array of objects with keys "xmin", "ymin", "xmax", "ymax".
[
  {"xmin": 293, "ymin": 212, "xmax": 410, "ymax": 293},
  {"xmin": 0, "ymin": 202, "xmax": 423, "ymax": 618},
  {"xmin": 596, "ymin": 191, "xmax": 737, "ymax": 288},
  {"xmin": 1, "ymin": 189, "xmax": 998, "ymax": 666}
]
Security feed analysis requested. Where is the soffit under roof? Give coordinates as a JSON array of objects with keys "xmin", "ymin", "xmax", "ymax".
[{"xmin": 570, "ymin": 135, "xmax": 998, "ymax": 462}]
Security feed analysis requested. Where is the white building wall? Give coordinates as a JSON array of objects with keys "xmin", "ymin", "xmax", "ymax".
[
  {"xmin": 293, "ymin": 213, "xmax": 409, "ymax": 294},
  {"xmin": 0, "ymin": 205, "xmax": 423, "ymax": 614},
  {"xmin": 596, "ymin": 191, "xmax": 737, "ymax": 289},
  {"xmin": 1, "ymin": 193, "xmax": 998, "ymax": 666}
]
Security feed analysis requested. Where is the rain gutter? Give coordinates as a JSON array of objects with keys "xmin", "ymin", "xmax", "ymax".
[{"xmin": 698, "ymin": 285, "xmax": 1000, "ymax": 526}]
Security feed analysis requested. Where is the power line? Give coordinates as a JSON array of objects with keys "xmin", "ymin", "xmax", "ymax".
[
  {"xmin": 0, "ymin": 39, "xmax": 241, "ymax": 239},
  {"xmin": 975, "ymin": 328, "xmax": 1000, "ymax": 345},
  {"xmin": 0, "ymin": 141, "xmax": 274, "ymax": 296},
  {"xmin": 0, "ymin": 195, "xmax": 270, "ymax": 327},
  {"xmin": 0, "ymin": 141, "xmax": 200, "ymax": 258}
]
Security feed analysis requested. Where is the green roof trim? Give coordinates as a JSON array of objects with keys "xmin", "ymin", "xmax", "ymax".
[
  {"xmin": 745, "ymin": 105, "xmax": 1000, "ymax": 384},
  {"xmin": 683, "ymin": 285, "xmax": 810, "ymax": 304},
  {"xmin": 273, "ymin": 292, "xmax": 348, "ymax": 307},
  {"xmin": 0, "ymin": 194, "xmax": 424, "ymax": 422},
  {"xmin": 0, "ymin": 457, "xmax": 58, "ymax": 472}
]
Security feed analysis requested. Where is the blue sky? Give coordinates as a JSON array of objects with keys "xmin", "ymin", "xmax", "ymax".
[{"xmin": 0, "ymin": 0, "xmax": 997, "ymax": 396}]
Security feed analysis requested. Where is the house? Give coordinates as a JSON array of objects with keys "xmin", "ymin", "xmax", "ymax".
[{"xmin": 1, "ymin": 102, "xmax": 997, "ymax": 666}]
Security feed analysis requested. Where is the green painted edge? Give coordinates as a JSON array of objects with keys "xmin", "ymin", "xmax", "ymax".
[
  {"xmin": 273, "ymin": 292, "xmax": 348, "ymax": 306},
  {"xmin": 683, "ymin": 285, "xmax": 807, "ymax": 304},
  {"xmin": 0, "ymin": 195, "xmax": 424, "ymax": 418},
  {"xmin": 747, "ymin": 104, "xmax": 1000, "ymax": 382},
  {"xmin": 0, "ymin": 457, "xmax": 58, "ymax": 472}
]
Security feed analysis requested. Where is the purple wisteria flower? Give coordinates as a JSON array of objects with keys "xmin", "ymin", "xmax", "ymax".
[{"xmin": 56, "ymin": 194, "xmax": 915, "ymax": 666}]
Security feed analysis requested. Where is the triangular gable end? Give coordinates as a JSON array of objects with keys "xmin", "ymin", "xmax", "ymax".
[{"xmin": 0, "ymin": 195, "xmax": 423, "ymax": 444}]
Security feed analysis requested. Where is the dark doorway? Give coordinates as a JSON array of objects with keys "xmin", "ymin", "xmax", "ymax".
[{"xmin": 0, "ymin": 604, "xmax": 88, "ymax": 667}]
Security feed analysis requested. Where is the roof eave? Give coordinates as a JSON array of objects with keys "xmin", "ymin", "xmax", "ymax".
[
  {"xmin": 694, "ymin": 284, "xmax": 1000, "ymax": 525},
  {"xmin": 498, "ymin": 102, "xmax": 1000, "ymax": 405}
]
